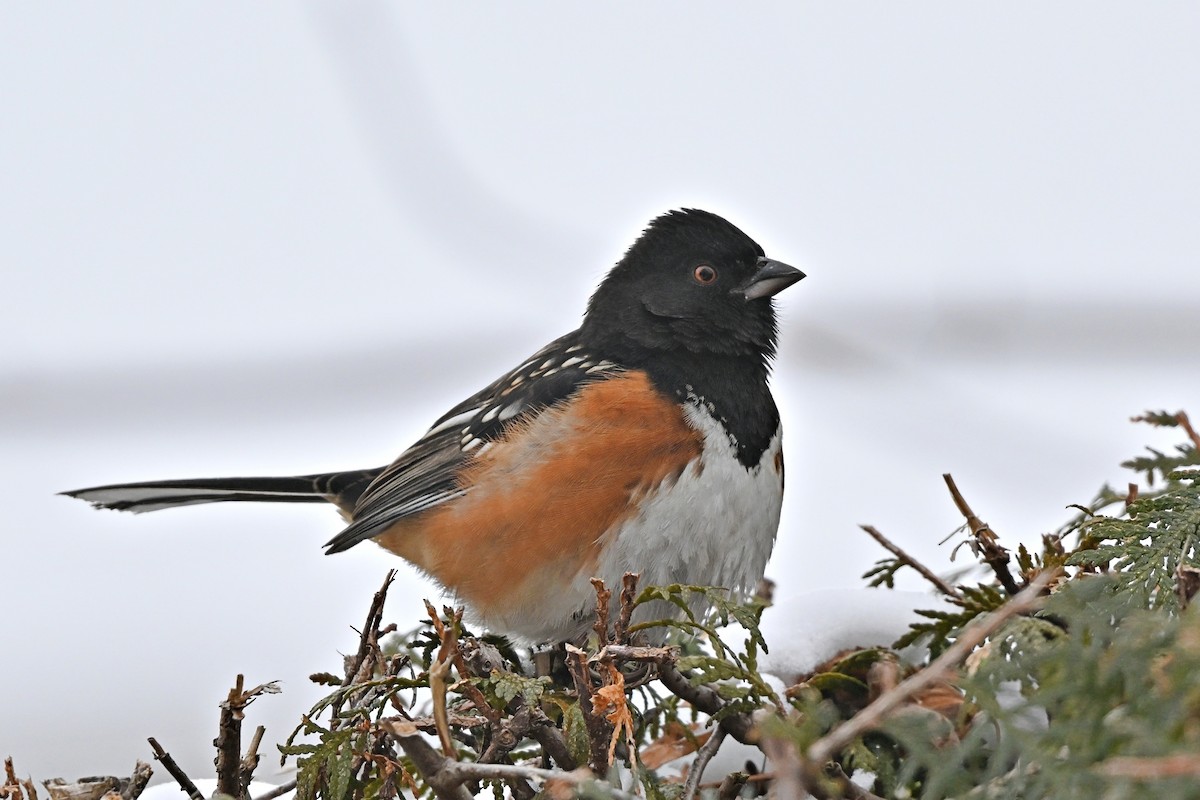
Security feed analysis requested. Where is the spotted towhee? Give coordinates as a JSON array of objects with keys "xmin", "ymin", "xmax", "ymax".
[{"xmin": 65, "ymin": 209, "xmax": 804, "ymax": 643}]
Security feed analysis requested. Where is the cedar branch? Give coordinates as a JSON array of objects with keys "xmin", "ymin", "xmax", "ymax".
[
  {"xmin": 860, "ymin": 524, "xmax": 961, "ymax": 598},
  {"xmin": 944, "ymin": 473, "xmax": 1022, "ymax": 595},
  {"xmin": 806, "ymin": 570, "xmax": 1054, "ymax": 766}
]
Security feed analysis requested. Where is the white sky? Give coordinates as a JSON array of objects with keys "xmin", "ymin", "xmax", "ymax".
[{"xmin": 3, "ymin": 1, "xmax": 1199, "ymax": 783}]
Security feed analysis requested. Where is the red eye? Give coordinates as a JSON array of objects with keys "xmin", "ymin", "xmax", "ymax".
[{"xmin": 693, "ymin": 265, "xmax": 718, "ymax": 285}]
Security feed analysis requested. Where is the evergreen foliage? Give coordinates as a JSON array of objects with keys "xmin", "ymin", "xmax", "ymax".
[{"xmin": 267, "ymin": 411, "xmax": 1200, "ymax": 800}]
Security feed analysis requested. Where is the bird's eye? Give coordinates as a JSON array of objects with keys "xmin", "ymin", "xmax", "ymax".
[{"xmin": 692, "ymin": 265, "xmax": 718, "ymax": 285}]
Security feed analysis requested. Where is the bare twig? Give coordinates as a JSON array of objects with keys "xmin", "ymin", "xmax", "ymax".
[
  {"xmin": 944, "ymin": 473, "xmax": 1022, "ymax": 596},
  {"xmin": 36, "ymin": 764, "xmax": 152, "ymax": 800},
  {"xmin": 251, "ymin": 779, "xmax": 297, "ymax": 800},
  {"xmin": 1177, "ymin": 411, "xmax": 1200, "ymax": 450},
  {"xmin": 591, "ymin": 578, "xmax": 613, "ymax": 644},
  {"xmin": 238, "ymin": 725, "xmax": 265, "ymax": 795},
  {"xmin": 759, "ymin": 738, "xmax": 803, "ymax": 800},
  {"xmin": 593, "ymin": 644, "xmax": 674, "ymax": 663},
  {"xmin": 449, "ymin": 630, "xmax": 504, "ymax": 726},
  {"xmin": 806, "ymin": 570, "xmax": 1054, "ymax": 766},
  {"xmin": 1, "ymin": 759, "xmax": 23, "ymax": 800},
  {"xmin": 656, "ymin": 655, "xmax": 756, "ymax": 745},
  {"xmin": 454, "ymin": 764, "xmax": 633, "ymax": 799},
  {"xmin": 613, "ymin": 573, "xmax": 640, "ymax": 644},
  {"xmin": 0, "ymin": 760, "xmax": 46, "ymax": 800},
  {"xmin": 1095, "ymin": 753, "xmax": 1200, "ymax": 778},
  {"xmin": 762, "ymin": 736, "xmax": 888, "ymax": 800},
  {"xmin": 390, "ymin": 730, "xmax": 633, "ymax": 800},
  {"xmin": 529, "ymin": 717, "xmax": 580, "ymax": 772},
  {"xmin": 477, "ymin": 708, "xmax": 531, "ymax": 765},
  {"xmin": 388, "ymin": 729, "xmax": 474, "ymax": 800},
  {"xmin": 147, "ymin": 738, "xmax": 204, "ymax": 800},
  {"xmin": 40, "ymin": 777, "xmax": 119, "ymax": 800},
  {"xmin": 427, "ymin": 653, "xmax": 456, "ymax": 757},
  {"xmin": 681, "ymin": 727, "xmax": 726, "ymax": 800},
  {"xmin": 702, "ymin": 771, "xmax": 776, "ymax": 791},
  {"xmin": 215, "ymin": 674, "xmax": 245, "ymax": 799},
  {"xmin": 330, "ymin": 570, "xmax": 397, "ymax": 732},
  {"xmin": 565, "ymin": 644, "xmax": 614, "ymax": 773},
  {"xmin": 120, "ymin": 762, "xmax": 153, "ymax": 800},
  {"xmin": 860, "ymin": 524, "xmax": 961, "ymax": 598},
  {"xmin": 216, "ymin": 675, "xmax": 282, "ymax": 800},
  {"xmin": 716, "ymin": 772, "xmax": 746, "ymax": 800}
]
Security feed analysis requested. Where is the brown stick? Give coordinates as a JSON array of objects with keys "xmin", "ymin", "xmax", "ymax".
[
  {"xmin": 428, "ymin": 656, "xmax": 456, "ymax": 757},
  {"xmin": 345, "ymin": 571, "xmax": 396, "ymax": 691},
  {"xmin": 860, "ymin": 524, "xmax": 961, "ymax": 598},
  {"xmin": 1095, "ymin": 753, "xmax": 1200, "ymax": 778},
  {"xmin": 251, "ymin": 780, "xmax": 297, "ymax": 800},
  {"xmin": 680, "ymin": 727, "xmax": 726, "ymax": 800},
  {"xmin": 215, "ymin": 674, "xmax": 246, "ymax": 799},
  {"xmin": 238, "ymin": 726, "xmax": 265, "ymax": 794},
  {"xmin": 477, "ymin": 708, "xmax": 531, "ymax": 765},
  {"xmin": 1177, "ymin": 411, "xmax": 1200, "ymax": 450},
  {"xmin": 613, "ymin": 573, "xmax": 640, "ymax": 644},
  {"xmin": 656, "ymin": 656, "xmax": 756, "ymax": 745},
  {"xmin": 702, "ymin": 771, "xmax": 777, "ymax": 790},
  {"xmin": 565, "ymin": 644, "xmax": 613, "ymax": 774},
  {"xmin": 806, "ymin": 570, "xmax": 1054, "ymax": 766},
  {"xmin": 216, "ymin": 676, "xmax": 281, "ymax": 800},
  {"xmin": 944, "ymin": 473, "xmax": 1021, "ymax": 595},
  {"xmin": 147, "ymin": 738, "xmax": 204, "ymax": 800},
  {"xmin": 528, "ymin": 714, "xmax": 580, "ymax": 772},
  {"xmin": 593, "ymin": 644, "xmax": 675, "ymax": 663},
  {"xmin": 385, "ymin": 739, "xmax": 634, "ymax": 800},
  {"xmin": 1, "ymin": 759, "xmax": 21, "ymax": 800},
  {"xmin": 389, "ymin": 730, "xmax": 474, "ymax": 800},
  {"xmin": 121, "ymin": 761, "xmax": 153, "ymax": 800},
  {"xmin": 590, "ymin": 578, "xmax": 613, "ymax": 644}
]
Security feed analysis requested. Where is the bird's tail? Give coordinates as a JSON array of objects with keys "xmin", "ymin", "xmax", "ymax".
[{"xmin": 62, "ymin": 469, "xmax": 382, "ymax": 515}]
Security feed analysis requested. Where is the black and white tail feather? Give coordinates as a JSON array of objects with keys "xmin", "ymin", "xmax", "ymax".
[{"xmin": 63, "ymin": 470, "xmax": 382, "ymax": 515}]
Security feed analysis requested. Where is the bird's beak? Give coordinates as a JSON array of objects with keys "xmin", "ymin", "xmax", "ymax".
[{"xmin": 737, "ymin": 258, "xmax": 806, "ymax": 300}]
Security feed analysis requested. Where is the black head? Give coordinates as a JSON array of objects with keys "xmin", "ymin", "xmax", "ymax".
[{"xmin": 580, "ymin": 209, "xmax": 804, "ymax": 365}]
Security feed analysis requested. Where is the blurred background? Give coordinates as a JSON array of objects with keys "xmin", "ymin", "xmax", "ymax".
[{"xmin": 3, "ymin": 1, "xmax": 1198, "ymax": 782}]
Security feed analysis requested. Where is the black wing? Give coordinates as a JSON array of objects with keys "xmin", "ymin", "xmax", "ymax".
[{"xmin": 323, "ymin": 331, "xmax": 623, "ymax": 553}]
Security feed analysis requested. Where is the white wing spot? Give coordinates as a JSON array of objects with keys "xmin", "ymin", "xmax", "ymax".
[
  {"xmin": 426, "ymin": 408, "xmax": 478, "ymax": 436},
  {"xmin": 498, "ymin": 402, "xmax": 524, "ymax": 421}
]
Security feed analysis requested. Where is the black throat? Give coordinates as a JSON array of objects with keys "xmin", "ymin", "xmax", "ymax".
[
  {"xmin": 577, "ymin": 329, "xmax": 780, "ymax": 468},
  {"xmin": 640, "ymin": 351, "xmax": 780, "ymax": 468}
]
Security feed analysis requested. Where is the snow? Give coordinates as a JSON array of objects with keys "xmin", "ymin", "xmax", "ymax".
[{"xmin": 759, "ymin": 588, "xmax": 952, "ymax": 683}]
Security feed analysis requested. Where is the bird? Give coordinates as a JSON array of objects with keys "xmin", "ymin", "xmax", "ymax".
[{"xmin": 64, "ymin": 209, "xmax": 805, "ymax": 644}]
